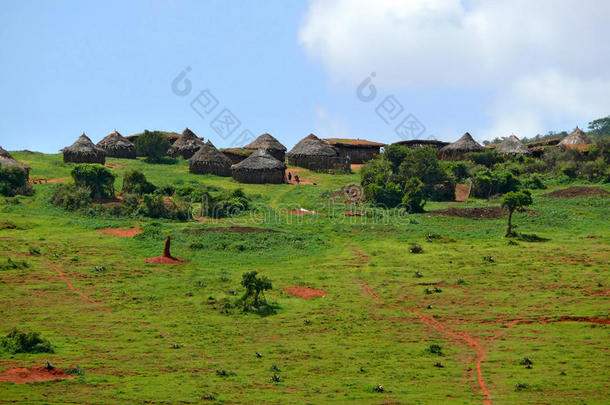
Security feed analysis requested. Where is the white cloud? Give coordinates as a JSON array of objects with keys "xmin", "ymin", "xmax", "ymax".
[{"xmin": 299, "ymin": 0, "xmax": 610, "ymax": 139}]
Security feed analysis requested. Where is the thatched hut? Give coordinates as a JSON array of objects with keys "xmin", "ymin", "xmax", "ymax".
[
  {"xmin": 231, "ymin": 149, "xmax": 286, "ymax": 184},
  {"xmin": 220, "ymin": 148, "xmax": 253, "ymax": 164},
  {"xmin": 287, "ymin": 134, "xmax": 348, "ymax": 171},
  {"xmin": 189, "ymin": 141, "xmax": 232, "ymax": 176},
  {"xmin": 559, "ymin": 127, "xmax": 593, "ymax": 152},
  {"xmin": 440, "ymin": 132, "xmax": 484, "ymax": 160},
  {"xmin": 0, "ymin": 147, "xmax": 30, "ymax": 179},
  {"xmin": 244, "ymin": 133, "xmax": 287, "ymax": 162},
  {"xmin": 97, "ymin": 130, "xmax": 137, "ymax": 159},
  {"xmin": 392, "ymin": 139, "xmax": 449, "ymax": 150},
  {"xmin": 495, "ymin": 135, "xmax": 532, "ymax": 156},
  {"xmin": 325, "ymin": 138, "xmax": 385, "ymax": 164},
  {"xmin": 61, "ymin": 134, "xmax": 106, "ymax": 164},
  {"xmin": 168, "ymin": 128, "xmax": 204, "ymax": 159}
]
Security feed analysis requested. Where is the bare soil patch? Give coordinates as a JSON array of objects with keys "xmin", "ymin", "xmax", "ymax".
[
  {"xmin": 105, "ymin": 163, "xmax": 126, "ymax": 168},
  {"xmin": 286, "ymin": 168, "xmax": 314, "ymax": 185},
  {"xmin": 283, "ymin": 286, "xmax": 326, "ymax": 299},
  {"xmin": 542, "ymin": 186, "xmax": 609, "ymax": 198},
  {"xmin": 454, "ymin": 183, "xmax": 471, "ymax": 202},
  {"xmin": 428, "ymin": 206, "xmax": 508, "ymax": 219},
  {"xmin": 0, "ymin": 367, "xmax": 74, "ymax": 384},
  {"xmin": 345, "ymin": 210, "xmax": 365, "ymax": 216},
  {"xmin": 97, "ymin": 228, "xmax": 142, "ymax": 238},
  {"xmin": 46, "ymin": 178, "xmax": 69, "ymax": 184},
  {"xmin": 145, "ymin": 256, "xmax": 186, "ymax": 264},
  {"xmin": 187, "ymin": 226, "xmax": 280, "ymax": 234}
]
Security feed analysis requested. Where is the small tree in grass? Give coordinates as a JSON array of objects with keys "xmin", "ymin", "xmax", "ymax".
[
  {"xmin": 134, "ymin": 130, "xmax": 170, "ymax": 162},
  {"xmin": 502, "ymin": 190, "xmax": 533, "ymax": 237},
  {"xmin": 240, "ymin": 271, "xmax": 272, "ymax": 310}
]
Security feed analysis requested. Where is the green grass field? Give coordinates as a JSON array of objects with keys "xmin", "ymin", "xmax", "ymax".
[{"xmin": 1, "ymin": 153, "xmax": 608, "ymax": 404}]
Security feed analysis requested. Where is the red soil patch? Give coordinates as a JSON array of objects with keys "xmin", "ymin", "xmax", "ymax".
[
  {"xmin": 46, "ymin": 178, "xmax": 69, "ymax": 184},
  {"xmin": 97, "ymin": 227, "xmax": 142, "ymax": 238},
  {"xmin": 105, "ymin": 163, "xmax": 126, "ymax": 168},
  {"xmin": 283, "ymin": 286, "xmax": 326, "ymax": 299},
  {"xmin": 429, "ymin": 206, "xmax": 509, "ymax": 219},
  {"xmin": 187, "ymin": 226, "xmax": 280, "ymax": 234},
  {"xmin": 284, "ymin": 208, "xmax": 322, "ymax": 216},
  {"xmin": 145, "ymin": 256, "xmax": 186, "ymax": 264},
  {"xmin": 0, "ymin": 367, "xmax": 74, "ymax": 384},
  {"xmin": 542, "ymin": 186, "xmax": 609, "ymax": 198},
  {"xmin": 351, "ymin": 164, "xmax": 363, "ymax": 169},
  {"xmin": 286, "ymin": 169, "xmax": 314, "ymax": 185},
  {"xmin": 345, "ymin": 210, "xmax": 365, "ymax": 216}
]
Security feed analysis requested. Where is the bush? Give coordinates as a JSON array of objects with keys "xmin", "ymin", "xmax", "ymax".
[
  {"xmin": 0, "ymin": 329, "xmax": 54, "ymax": 354},
  {"xmin": 363, "ymin": 181, "xmax": 403, "ymax": 208},
  {"xmin": 71, "ymin": 164, "xmax": 115, "ymax": 200},
  {"xmin": 467, "ymin": 151, "xmax": 505, "ymax": 168},
  {"xmin": 121, "ymin": 170, "xmax": 156, "ymax": 196},
  {"xmin": 134, "ymin": 130, "xmax": 171, "ymax": 162},
  {"xmin": 446, "ymin": 161, "xmax": 470, "ymax": 182},
  {"xmin": 136, "ymin": 194, "xmax": 191, "ymax": 221},
  {"xmin": 522, "ymin": 175, "xmax": 546, "ymax": 190},
  {"xmin": 402, "ymin": 178, "xmax": 425, "ymax": 213},
  {"xmin": 472, "ymin": 168, "xmax": 520, "ymax": 198},
  {"xmin": 204, "ymin": 189, "xmax": 251, "ymax": 218},
  {"xmin": 51, "ymin": 184, "xmax": 92, "ymax": 210},
  {"xmin": 0, "ymin": 166, "xmax": 33, "ymax": 197}
]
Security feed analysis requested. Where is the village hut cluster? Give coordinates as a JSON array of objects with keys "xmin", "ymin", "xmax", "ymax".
[{"xmin": 2, "ymin": 124, "xmax": 594, "ymax": 188}]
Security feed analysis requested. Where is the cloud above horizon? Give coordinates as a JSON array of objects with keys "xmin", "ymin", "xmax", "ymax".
[{"xmin": 299, "ymin": 0, "xmax": 610, "ymax": 139}]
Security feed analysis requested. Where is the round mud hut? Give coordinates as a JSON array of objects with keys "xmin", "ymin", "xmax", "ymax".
[
  {"xmin": 495, "ymin": 135, "xmax": 532, "ymax": 156},
  {"xmin": 168, "ymin": 128, "xmax": 204, "ymax": 159},
  {"xmin": 440, "ymin": 132, "xmax": 484, "ymax": 160},
  {"xmin": 189, "ymin": 141, "xmax": 232, "ymax": 176},
  {"xmin": 61, "ymin": 133, "xmax": 106, "ymax": 164},
  {"xmin": 244, "ymin": 133, "xmax": 287, "ymax": 162},
  {"xmin": 231, "ymin": 149, "xmax": 286, "ymax": 184},
  {"xmin": 97, "ymin": 130, "xmax": 137, "ymax": 159},
  {"xmin": 559, "ymin": 127, "xmax": 593, "ymax": 151},
  {"xmin": 286, "ymin": 134, "xmax": 348, "ymax": 171},
  {"xmin": 0, "ymin": 146, "xmax": 30, "ymax": 180}
]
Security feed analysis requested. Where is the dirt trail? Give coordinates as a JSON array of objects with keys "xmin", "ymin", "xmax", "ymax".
[
  {"xmin": 44, "ymin": 260, "xmax": 112, "ymax": 314},
  {"xmin": 360, "ymin": 280, "xmax": 608, "ymax": 404}
]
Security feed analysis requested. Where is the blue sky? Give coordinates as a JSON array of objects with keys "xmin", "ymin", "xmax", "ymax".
[{"xmin": 1, "ymin": 0, "xmax": 608, "ymax": 152}]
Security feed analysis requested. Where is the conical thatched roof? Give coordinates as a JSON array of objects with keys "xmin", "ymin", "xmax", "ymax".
[
  {"xmin": 440, "ymin": 132, "xmax": 484, "ymax": 154},
  {"xmin": 231, "ymin": 149, "xmax": 286, "ymax": 184},
  {"xmin": 559, "ymin": 127, "xmax": 593, "ymax": 146},
  {"xmin": 97, "ymin": 130, "xmax": 137, "ymax": 159},
  {"xmin": 168, "ymin": 128, "xmax": 204, "ymax": 159},
  {"xmin": 189, "ymin": 141, "xmax": 232, "ymax": 176},
  {"xmin": 232, "ymin": 149, "xmax": 286, "ymax": 171},
  {"xmin": 62, "ymin": 133, "xmax": 106, "ymax": 164},
  {"xmin": 287, "ymin": 134, "xmax": 339, "ymax": 157},
  {"xmin": 245, "ymin": 133, "xmax": 287, "ymax": 152},
  {"xmin": 495, "ymin": 134, "xmax": 532, "ymax": 155},
  {"xmin": 0, "ymin": 146, "xmax": 30, "ymax": 178}
]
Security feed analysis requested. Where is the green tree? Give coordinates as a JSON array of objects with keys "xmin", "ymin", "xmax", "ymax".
[
  {"xmin": 134, "ymin": 130, "xmax": 171, "ymax": 162},
  {"xmin": 71, "ymin": 164, "xmax": 115, "ymax": 200},
  {"xmin": 501, "ymin": 190, "xmax": 533, "ymax": 237},
  {"xmin": 588, "ymin": 116, "xmax": 610, "ymax": 140},
  {"xmin": 240, "ymin": 271, "xmax": 272, "ymax": 310}
]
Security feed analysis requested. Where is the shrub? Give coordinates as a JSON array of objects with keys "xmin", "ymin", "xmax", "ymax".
[
  {"xmin": 472, "ymin": 168, "xmax": 520, "ymax": 198},
  {"xmin": 71, "ymin": 164, "xmax": 115, "ymax": 200},
  {"xmin": 204, "ymin": 189, "xmax": 251, "ymax": 218},
  {"xmin": 467, "ymin": 151, "xmax": 505, "ymax": 168},
  {"xmin": 121, "ymin": 170, "xmax": 156, "ymax": 196},
  {"xmin": 51, "ymin": 184, "xmax": 92, "ymax": 210},
  {"xmin": 363, "ymin": 181, "xmax": 403, "ymax": 208},
  {"xmin": 409, "ymin": 243, "xmax": 424, "ymax": 254},
  {"xmin": 136, "ymin": 194, "xmax": 191, "ymax": 221},
  {"xmin": 0, "ymin": 258, "xmax": 30, "ymax": 270},
  {"xmin": 402, "ymin": 178, "xmax": 425, "ymax": 213},
  {"xmin": 446, "ymin": 161, "xmax": 470, "ymax": 182},
  {"xmin": 0, "ymin": 329, "xmax": 54, "ymax": 354},
  {"xmin": 0, "ymin": 166, "xmax": 33, "ymax": 197},
  {"xmin": 522, "ymin": 175, "xmax": 546, "ymax": 190},
  {"xmin": 134, "ymin": 130, "xmax": 171, "ymax": 162},
  {"xmin": 427, "ymin": 344, "xmax": 443, "ymax": 355}
]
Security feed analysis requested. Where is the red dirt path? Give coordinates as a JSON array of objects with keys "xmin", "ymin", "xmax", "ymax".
[
  {"xmin": 0, "ymin": 367, "xmax": 74, "ymax": 384},
  {"xmin": 283, "ymin": 286, "xmax": 326, "ymax": 299},
  {"xmin": 360, "ymin": 279, "xmax": 609, "ymax": 404},
  {"xmin": 97, "ymin": 228, "xmax": 142, "ymax": 238},
  {"xmin": 44, "ymin": 260, "xmax": 111, "ymax": 313}
]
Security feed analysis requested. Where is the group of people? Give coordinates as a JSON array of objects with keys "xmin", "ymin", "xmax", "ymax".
[{"xmin": 287, "ymin": 172, "xmax": 300, "ymax": 184}]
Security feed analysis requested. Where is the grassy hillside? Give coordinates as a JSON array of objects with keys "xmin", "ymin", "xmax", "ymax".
[{"xmin": 0, "ymin": 153, "xmax": 608, "ymax": 404}]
